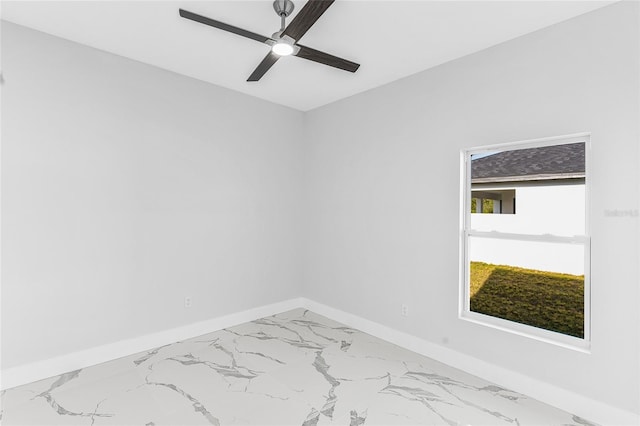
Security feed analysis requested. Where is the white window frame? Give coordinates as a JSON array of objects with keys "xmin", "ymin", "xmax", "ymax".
[{"xmin": 459, "ymin": 133, "xmax": 591, "ymax": 352}]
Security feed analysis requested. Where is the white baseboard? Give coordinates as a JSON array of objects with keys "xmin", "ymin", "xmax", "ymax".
[
  {"xmin": 1, "ymin": 298, "xmax": 304, "ymax": 391},
  {"xmin": 3, "ymin": 296, "xmax": 637, "ymax": 425},
  {"xmin": 299, "ymin": 298, "xmax": 640, "ymax": 426}
]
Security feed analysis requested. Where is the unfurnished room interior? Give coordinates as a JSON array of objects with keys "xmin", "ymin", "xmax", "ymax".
[{"xmin": 1, "ymin": 1, "xmax": 639, "ymax": 425}]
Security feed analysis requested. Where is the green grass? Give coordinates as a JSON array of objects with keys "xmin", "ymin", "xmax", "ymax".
[{"xmin": 470, "ymin": 262, "xmax": 584, "ymax": 338}]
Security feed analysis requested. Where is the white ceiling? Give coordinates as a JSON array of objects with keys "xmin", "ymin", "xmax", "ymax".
[{"xmin": 1, "ymin": 1, "xmax": 612, "ymax": 111}]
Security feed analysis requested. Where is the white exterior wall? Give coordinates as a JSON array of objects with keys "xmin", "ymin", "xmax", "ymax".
[
  {"xmin": 470, "ymin": 183, "xmax": 585, "ymax": 274},
  {"xmin": 469, "ymin": 238, "xmax": 585, "ymax": 275}
]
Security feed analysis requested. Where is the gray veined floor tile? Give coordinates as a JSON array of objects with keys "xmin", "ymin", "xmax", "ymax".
[{"xmin": 1, "ymin": 309, "xmax": 599, "ymax": 426}]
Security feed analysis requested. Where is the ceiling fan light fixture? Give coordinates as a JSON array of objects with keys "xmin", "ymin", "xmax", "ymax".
[{"xmin": 272, "ymin": 41, "xmax": 295, "ymax": 56}]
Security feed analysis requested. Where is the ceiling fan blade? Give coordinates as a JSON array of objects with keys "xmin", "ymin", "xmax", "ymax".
[
  {"xmin": 247, "ymin": 52, "xmax": 281, "ymax": 82},
  {"xmin": 179, "ymin": 9, "xmax": 271, "ymax": 44},
  {"xmin": 296, "ymin": 45, "xmax": 360, "ymax": 73},
  {"xmin": 282, "ymin": 0, "xmax": 335, "ymax": 41}
]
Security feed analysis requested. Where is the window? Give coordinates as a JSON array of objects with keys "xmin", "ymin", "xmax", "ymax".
[
  {"xmin": 460, "ymin": 134, "xmax": 590, "ymax": 349},
  {"xmin": 471, "ymin": 189, "xmax": 516, "ymax": 214}
]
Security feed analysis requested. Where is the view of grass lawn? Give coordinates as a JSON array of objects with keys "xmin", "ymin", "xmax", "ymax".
[{"xmin": 470, "ymin": 262, "xmax": 584, "ymax": 338}]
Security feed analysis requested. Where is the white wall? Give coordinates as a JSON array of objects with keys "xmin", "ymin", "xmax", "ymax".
[
  {"xmin": 469, "ymin": 238, "xmax": 585, "ymax": 275},
  {"xmin": 471, "ymin": 183, "xmax": 585, "ymax": 274},
  {"xmin": 303, "ymin": 1, "xmax": 639, "ymax": 417},
  {"xmin": 1, "ymin": 22, "xmax": 304, "ymax": 369},
  {"xmin": 2, "ymin": 1, "xmax": 639, "ymax": 420},
  {"xmin": 471, "ymin": 184, "xmax": 586, "ymax": 236}
]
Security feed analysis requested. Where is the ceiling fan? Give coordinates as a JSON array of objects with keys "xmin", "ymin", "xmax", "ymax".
[{"xmin": 179, "ymin": 0, "xmax": 360, "ymax": 82}]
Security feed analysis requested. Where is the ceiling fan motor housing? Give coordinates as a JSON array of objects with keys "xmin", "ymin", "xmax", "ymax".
[{"xmin": 273, "ymin": 0, "xmax": 294, "ymax": 17}]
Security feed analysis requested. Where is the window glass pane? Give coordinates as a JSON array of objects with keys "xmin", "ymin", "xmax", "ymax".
[
  {"xmin": 470, "ymin": 143, "xmax": 585, "ymax": 236},
  {"xmin": 468, "ymin": 236, "xmax": 585, "ymax": 338}
]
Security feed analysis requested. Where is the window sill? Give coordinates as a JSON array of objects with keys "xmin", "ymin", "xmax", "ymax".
[{"xmin": 459, "ymin": 310, "xmax": 591, "ymax": 354}]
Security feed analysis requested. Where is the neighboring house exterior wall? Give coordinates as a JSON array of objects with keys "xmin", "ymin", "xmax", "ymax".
[{"xmin": 470, "ymin": 180, "xmax": 585, "ymax": 275}]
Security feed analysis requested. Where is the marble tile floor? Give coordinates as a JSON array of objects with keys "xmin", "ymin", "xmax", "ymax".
[{"xmin": 0, "ymin": 309, "xmax": 597, "ymax": 426}]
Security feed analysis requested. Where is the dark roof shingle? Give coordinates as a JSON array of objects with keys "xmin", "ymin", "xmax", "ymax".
[{"xmin": 471, "ymin": 142, "xmax": 585, "ymax": 183}]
